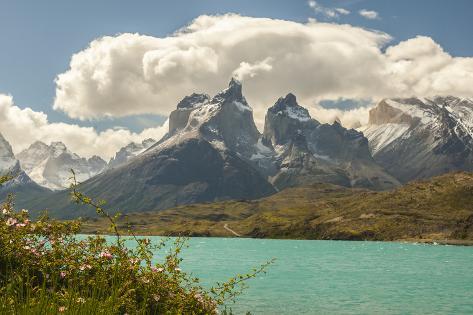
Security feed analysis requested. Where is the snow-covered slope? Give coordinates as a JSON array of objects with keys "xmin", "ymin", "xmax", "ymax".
[
  {"xmin": 0, "ymin": 133, "xmax": 48, "ymax": 202},
  {"xmin": 17, "ymin": 141, "xmax": 107, "ymax": 190},
  {"xmin": 108, "ymin": 138, "xmax": 156, "ymax": 168},
  {"xmin": 359, "ymin": 97, "xmax": 473, "ymax": 182}
]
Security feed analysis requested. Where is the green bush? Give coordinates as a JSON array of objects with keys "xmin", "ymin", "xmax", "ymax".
[{"xmin": 0, "ymin": 173, "xmax": 272, "ymax": 314}]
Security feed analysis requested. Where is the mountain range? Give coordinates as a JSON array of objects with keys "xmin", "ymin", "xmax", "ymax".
[{"xmin": 1, "ymin": 79, "xmax": 473, "ymax": 219}]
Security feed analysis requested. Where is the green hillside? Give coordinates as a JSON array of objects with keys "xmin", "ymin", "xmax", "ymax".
[{"xmin": 81, "ymin": 172, "xmax": 473, "ymax": 244}]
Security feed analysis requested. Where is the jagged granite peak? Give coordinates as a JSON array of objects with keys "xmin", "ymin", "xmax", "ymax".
[
  {"xmin": 213, "ymin": 77, "xmax": 244, "ymax": 102},
  {"xmin": 177, "ymin": 93, "xmax": 210, "ymax": 109},
  {"xmin": 30, "ymin": 79, "xmax": 276, "ymax": 217},
  {"xmin": 359, "ymin": 96, "xmax": 473, "ymax": 182},
  {"xmin": 0, "ymin": 133, "xmax": 45, "ymax": 194},
  {"xmin": 263, "ymin": 96, "xmax": 399, "ymax": 190},
  {"xmin": 108, "ymin": 138, "xmax": 156, "ymax": 168},
  {"xmin": 164, "ymin": 78, "xmax": 261, "ymax": 160},
  {"xmin": 0, "ymin": 133, "xmax": 17, "ymax": 173},
  {"xmin": 263, "ymin": 93, "xmax": 317, "ymax": 146},
  {"xmin": 268, "ymin": 93, "xmax": 311, "ymax": 120},
  {"xmin": 17, "ymin": 141, "xmax": 107, "ymax": 190}
]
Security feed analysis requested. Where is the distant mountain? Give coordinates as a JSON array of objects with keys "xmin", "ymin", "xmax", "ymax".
[
  {"xmin": 359, "ymin": 97, "xmax": 473, "ymax": 182},
  {"xmin": 0, "ymin": 133, "xmax": 50, "ymax": 201},
  {"xmin": 10, "ymin": 82, "xmax": 473, "ymax": 219},
  {"xmin": 262, "ymin": 94, "xmax": 400, "ymax": 190},
  {"xmin": 29, "ymin": 79, "xmax": 276, "ymax": 218},
  {"xmin": 0, "ymin": 133, "xmax": 19, "ymax": 176},
  {"xmin": 108, "ymin": 138, "xmax": 156, "ymax": 168},
  {"xmin": 17, "ymin": 141, "xmax": 107, "ymax": 190}
]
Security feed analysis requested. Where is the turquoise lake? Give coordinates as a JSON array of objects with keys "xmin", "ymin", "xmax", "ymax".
[{"xmin": 129, "ymin": 237, "xmax": 473, "ymax": 314}]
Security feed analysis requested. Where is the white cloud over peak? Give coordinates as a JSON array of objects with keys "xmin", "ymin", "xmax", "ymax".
[
  {"xmin": 52, "ymin": 14, "xmax": 473, "ymax": 130},
  {"xmin": 359, "ymin": 9, "xmax": 379, "ymax": 20},
  {"xmin": 0, "ymin": 94, "xmax": 167, "ymax": 159}
]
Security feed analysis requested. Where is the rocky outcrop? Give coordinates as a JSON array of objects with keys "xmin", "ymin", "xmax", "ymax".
[
  {"xmin": 108, "ymin": 138, "xmax": 156, "ymax": 169},
  {"xmin": 263, "ymin": 94, "xmax": 400, "ymax": 190}
]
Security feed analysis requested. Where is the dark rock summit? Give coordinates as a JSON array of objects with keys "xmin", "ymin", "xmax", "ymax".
[{"xmin": 262, "ymin": 94, "xmax": 400, "ymax": 190}]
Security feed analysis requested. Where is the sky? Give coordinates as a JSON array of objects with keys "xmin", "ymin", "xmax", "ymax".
[{"xmin": 0, "ymin": 0, "xmax": 472, "ymax": 158}]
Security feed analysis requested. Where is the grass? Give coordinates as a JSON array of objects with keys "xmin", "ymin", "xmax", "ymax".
[{"xmin": 81, "ymin": 172, "xmax": 473, "ymax": 244}]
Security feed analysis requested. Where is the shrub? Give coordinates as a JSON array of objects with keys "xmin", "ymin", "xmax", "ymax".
[{"xmin": 0, "ymin": 173, "xmax": 272, "ymax": 314}]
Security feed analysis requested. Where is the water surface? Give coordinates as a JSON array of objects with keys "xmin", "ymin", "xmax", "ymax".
[{"xmin": 130, "ymin": 237, "xmax": 473, "ymax": 314}]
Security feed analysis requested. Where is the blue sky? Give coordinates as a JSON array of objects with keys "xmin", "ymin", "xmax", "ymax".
[{"xmin": 0, "ymin": 0, "xmax": 472, "ymax": 132}]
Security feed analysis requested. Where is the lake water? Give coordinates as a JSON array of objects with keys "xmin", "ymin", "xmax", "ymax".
[{"xmin": 131, "ymin": 237, "xmax": 473, "ymax": 314}]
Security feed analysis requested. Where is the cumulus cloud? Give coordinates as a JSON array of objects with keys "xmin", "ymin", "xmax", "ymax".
[
  {"xmin": 53, "ymin": 14, "xmax": 473, "ymax": 131},
  {"xmin": 359, "ymin": 9, "xmax": 379, "ymax": 20},
  {"xmin": 0, "ymin": 94, "xmax": 167, "ymax": 159},
  {"xmin": 232, "ymin": 58, "xmax": 273, "ymax": 80},
  {"xmin": 309, "ymin": 104, "xmax": 372, "ymax": 129}
]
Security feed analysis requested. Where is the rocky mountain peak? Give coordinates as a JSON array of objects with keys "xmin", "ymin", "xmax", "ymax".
[
  {"xmin": 360, "ymin": 96, "xmax": 473, "ymax": 183},
  {"xmin": 0, "ymin": 133, "xmax": 14, "ymax": 160},
  {"xmin": 108, "ymin": 138, "xmax": 156, "ymax": 169},
  {"xmin": 49, "ymin": 141, "xmax": 68, "ymax": 157},
  {"xmin": 17, "ymin": 141, "xmax": 107, "ymax": 190},
  {"xmin": 177, "ymin": 93, "xmax": 210, "ymax": 109},
  {"xmin": 213, "ymin": 77, "xmax": 244, "ymax": 103},
  {"xmin": 0, "ymin": 133, "xmax": 19, "ymax": 174},
  {"xmin": 269, "ymin": 93, "xmax": 312, "ymax": 122},
  {"xmin": 264, "ymin": 94, "xmax": 315, "ymax": 146},
  {"xmin": 29, "ymin": 141, "xmax": 49, "ymax": 150},
  {"xmin": 142, "ymin": 138, "xmax": 156, "ymax": 148}
]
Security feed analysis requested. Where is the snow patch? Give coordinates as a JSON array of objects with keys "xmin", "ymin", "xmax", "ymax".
[
  {"xmin": 360, "ymin": 123, "xmax": 410, "ymax": 154},
  {"xmin": 233, "ymin": 101, "xmax": 252, "ymax": 112}
]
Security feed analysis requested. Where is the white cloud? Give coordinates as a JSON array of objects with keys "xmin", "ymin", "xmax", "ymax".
[
  {"xmin": 359, "ymin": 9, "xmax": 379, "ymax": 20},
  {"xmin": 308, "ymin": 0, "xmax": 344, "ymax": 18},
  {"xmin": 232, "ymin": 58, "xmax": 273, "ymax": 80},
  {"xmin": 309, "ymin": 104, "xmax": 372, "ymax": 128},
  {"xmin": 53, "ymin": 14, "xmax": 473, "ymax": 131},
  {"xmin": 335, "ymin": 8, "xmax": 350, "ymax": 15},
  {"xmin": 0, "ymin": 94, "xmax": 167, "ymax": 159}
]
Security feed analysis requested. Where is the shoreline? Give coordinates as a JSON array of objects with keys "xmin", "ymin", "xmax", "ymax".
[{"xmin": 78, "ymin": 231, "xmax": 473, "ymax": 246}]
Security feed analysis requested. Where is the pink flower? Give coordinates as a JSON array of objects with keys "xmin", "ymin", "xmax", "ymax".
[
  {"xmin": 60, "ymin": 271, "xmax": 66, "ymax": 279},
  {"xmin": 6, "ymin": 218, "xmax": 17, "ymax": 226},
  {"xmin": 99, "ymin": 251, "xmax": 113, "ymax": 259},
  {"xmin": 151, "ymin": 267, "xmax": 164, "ymax": 273},
  {"xmin": 58, "ymin": 306, "xmax": 66, "ymax": 313}
]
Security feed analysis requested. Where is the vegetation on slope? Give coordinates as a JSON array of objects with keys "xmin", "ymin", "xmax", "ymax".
[
  {"xmin": 0, "ymin": 174, "xmax": 271, "ymax": 314},
  {"xmin": 82, "ymin": 172, "xmax": 473, "ymax": 244}
]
